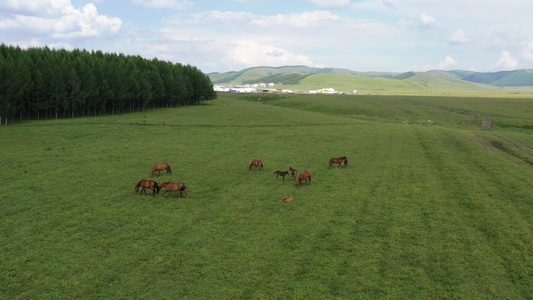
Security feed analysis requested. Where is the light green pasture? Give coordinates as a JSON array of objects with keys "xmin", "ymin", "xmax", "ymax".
[{"xmin": 1, "ymin": 93, "xmax": 532, "ymax": 298}]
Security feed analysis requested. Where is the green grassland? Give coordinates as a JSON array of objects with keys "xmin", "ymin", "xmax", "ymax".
[{"xmin": 1, "ymin": 93, "xmax": 532, "ymax": 298}]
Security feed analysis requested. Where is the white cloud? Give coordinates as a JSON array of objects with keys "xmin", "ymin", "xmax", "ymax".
[
  {"xmin": 0, "ymin": 1, "xmax": 122, "ymax": 38},
  {"xmin": 437, "ymin": 56, "xmax": 458, "ymax": 69},
  {"xmin": 420, "ymin": 13, "xmax": 437, "ymax": 28},
  {"xmin": 132, "ymin": 0, "xmax": 194, "ymax": 10},
  {"xmin": 495, "ymin": 51, "xmax": 518, "ymax": 70},
  {"xmin": 225, "ymin": 41, "xmax": 314, "ymax": 68},
  {"xmin": 252, "ymin": 10, "xmax": 341, "ymax": 28},
  {"xmin": 305, "ymin": 0, "xmax": 351, "ymax": 9},
  {"xmin": 449, "ymin": 29, "xmax": 470, "ymax": 45},
  {"xmin": 382, "ymin": 0, "xmax": 400, "ymax": 9},
  {"xmin": 522, "ymin": 41, "xmax": 533, "ymax": 62}
]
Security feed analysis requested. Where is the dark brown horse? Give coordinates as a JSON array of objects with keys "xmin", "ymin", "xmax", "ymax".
[
  {"xmin": 296, "ymin": 171, "xmax": 312, "ymax": 187},
  {"xmin": 289, "ymin": 167, "xmax": 298, "ymax": 180},
  {"xmin": 152, "ymin": 162, "xmax": 172, "ymax": 177},
  {"xmin": 160, "ymin": 182, "xmax": 188, "ymax": 199},
  {"xmin": 135, "ymin": 180, "xmax": 160, "ymax": 196},
  {"xmin": 249, "ymin": 159, "xmax": 264, "ymax": 170},
  {"xmin": 329, "ymin": 156, "xmax": 348, "ymax": 168},
  {"xmin": 274, "ymin": 170, "xmax": 289, "ymax": 181}
]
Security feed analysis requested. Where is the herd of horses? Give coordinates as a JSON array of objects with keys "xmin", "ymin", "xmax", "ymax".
[
  {"xmin": 135, "ymin": 162, "xmax": 188, "ymax": 198},
  {"xmin": 249, "ymin": 156, "xmax": 349, "ymax": 202},
  {"xmin": 135, "ymin": 156, "xmax": 348, "ymax": 202}
]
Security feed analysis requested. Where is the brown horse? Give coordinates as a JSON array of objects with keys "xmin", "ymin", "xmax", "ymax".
[
  {"xmin": 135, "ymin": 180, "xmax": 160, "ymax": 196},
  {"xmin": 289, "ymin": 167, "xmax": 298, "ymax": 180},
  {"xmin": 329, "ymin": 156, "xmax": 348, "ymax": 168},
  {"xmin": 159, "ymin": 182, "xmax": 188, "ymax": 199},
  {"xmin": 152, "ymin": 162, "xmax": 172, "ymax": 177},
  {"xmin": 274, "ymin": 170, "xmax": 289, "ymax": 181},
  {"xmin": 281, "ymin": 194, "xmax": 294, "ymax": 203},
  {"xmin": 249, "ymin": 159, "xmax": 263, "ymax": 170},
  {"xmin": 296, "ymin": 171, "xmax": 312, "ymax": 187}
]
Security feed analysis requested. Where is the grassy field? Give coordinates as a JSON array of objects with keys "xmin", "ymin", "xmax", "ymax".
[{"xmin": 1, "ymin": 93, "xmax": 532, "ymax": 298}]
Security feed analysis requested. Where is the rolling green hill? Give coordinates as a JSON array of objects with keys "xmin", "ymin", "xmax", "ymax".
[
  {"xmin": 209, "ymin": 66, "xmax": 533, "ymax": 94},
  {"xmin": 428, "ymin": 69, "xmax": 533, "ymax": 87},
  {"xmin": 213, "ymin": 72, "xmax": 506, "ymax": 95},
  {"xmin": 209, "ymin": 66, "xmax": 397, "ymax": 85},
  {"xmin": 404, "ymin": 72, "xmax": 503, "ymax": 93}
]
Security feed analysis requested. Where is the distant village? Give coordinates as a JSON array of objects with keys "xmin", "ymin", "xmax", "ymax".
[{"xmin": 213, "ymin": 83, "xmax": 358, "ymax": 95}]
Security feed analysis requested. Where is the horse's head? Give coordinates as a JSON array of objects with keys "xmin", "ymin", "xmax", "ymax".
[
  {"xmin": 151, "ymin": 170, "xmax": 155, "ymax": 177},
  {"xmin": 135, "ymin": 185, "xmax": 140, "ymax": 193}
]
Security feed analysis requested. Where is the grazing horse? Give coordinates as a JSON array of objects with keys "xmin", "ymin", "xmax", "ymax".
[
  {"xmin": 159, "ymin": 182, "xmax": 188, "ymax": 199},
  {"xmin": 249, "ymin": 159, "xmax": 264, "ymax": 171},
  {"xmin": 135, "ymin": 180, "xmax": 160, "ymax": 196},
  {"xmin": 274, "ymin": 170, "xmax": 289, "ymax": 181},
  {"xmin": 289, "ymin": 167, "xmax": 298, "ymax": 180},
  {"xmin": 152, "ymin": 162, "xmax": 172, "ymax": 177},
  {"xmin": 329, "ymin": 156, "xmax": 348, "ymax": 168},
  {"xmin": 281, "ymin": 194, "xmax": 294, "ymax": 203},
  {"xmin": 296, "ymin": 171, "xmax": 312, "ymax": 187}
]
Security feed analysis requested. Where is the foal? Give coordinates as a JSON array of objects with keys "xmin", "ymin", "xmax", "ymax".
[
  {"xmin": 281, "ymin": 194, "xmax": 294, "ymax": 203},
  {"xmin": 274, "ymin": 170, "xmax": 289, "ymax": 181},
  {"xmin": 289, "ymin": 167, "xmax": 298, "ymax": 180}
]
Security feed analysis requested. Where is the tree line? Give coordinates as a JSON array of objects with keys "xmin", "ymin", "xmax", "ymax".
[{"xmin": 0, "ymin": 44, "xmax": 217, "ymax": 125}]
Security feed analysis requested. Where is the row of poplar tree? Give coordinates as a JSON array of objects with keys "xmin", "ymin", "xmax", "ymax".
[{"xmin": 0, "ymin": 44, "xmax": 217, "ymax": 125}]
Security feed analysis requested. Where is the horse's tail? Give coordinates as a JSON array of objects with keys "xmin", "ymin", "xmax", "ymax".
[
  {"xmin": 154, "ymin": 182, "xmax": 160, "ymax": 194},
  {"xmin": 308, "ymin": 173, "xmax": 312, "ymax": 184},
  {"xmin": 168, "ymin": 165, "xmax": 172, "ymax": 174}
]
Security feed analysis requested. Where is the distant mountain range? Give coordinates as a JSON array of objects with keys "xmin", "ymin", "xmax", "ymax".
[{"xmin": 208, "ymin": 66, "xmax": 533, "ymax": 94}]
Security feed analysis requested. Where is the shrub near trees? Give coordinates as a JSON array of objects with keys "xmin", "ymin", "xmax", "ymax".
[{"xmin": 0, "ymin": 44, "xmax": 217, "ymax": 125}]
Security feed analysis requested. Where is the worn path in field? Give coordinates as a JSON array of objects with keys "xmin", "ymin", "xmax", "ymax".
[{"xmin": 487, "ymin": 131, "xmax": 533, "ymax": 154}]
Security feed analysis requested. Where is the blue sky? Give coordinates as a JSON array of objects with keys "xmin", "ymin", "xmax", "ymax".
[{"xmin": 2, "ymin": 0, "xmax": 533, "ymax": 74}]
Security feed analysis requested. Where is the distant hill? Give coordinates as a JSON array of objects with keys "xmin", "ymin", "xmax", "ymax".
[
  {"xmin": 427, "ymin": 69, "xmax": 533, "ymax": 87},
  {"xmin": 208, "ymin": 66, "xmax": 397, "ymax": 85},
  {"xmin": 208, "ymin": 66, "xmax": 533, "ymax": 94}
]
